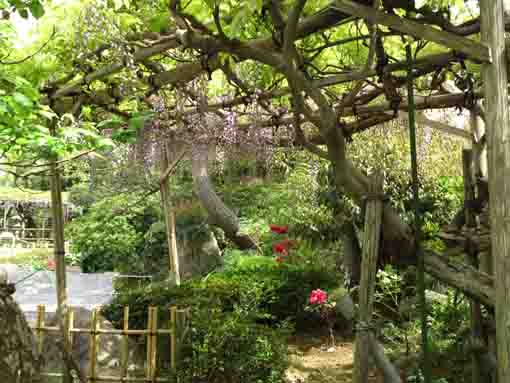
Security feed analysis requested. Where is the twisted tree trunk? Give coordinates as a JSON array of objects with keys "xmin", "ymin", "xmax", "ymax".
[{"xmin": 191, "ymin": 143, "xmax": 257, "ymax": 249}]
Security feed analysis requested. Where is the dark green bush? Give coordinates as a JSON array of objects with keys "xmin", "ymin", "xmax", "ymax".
[
  {"xmin": 103, "ymin": 255, "xmax": 304, "ymax": 383},
  {"xmin": 103, "ymin": 254, "xmax": 339, "ymax": 332},
  {"xmin": 67, "ymin": 193, "xmax": 215, "ymax": 273},
  {"xmin": 177, "ymin": 306, "xmax": 289, "ymax": 383},
  {"xmin": 66, "ymin": 194, "xmax": 147, "ymax": 272}
]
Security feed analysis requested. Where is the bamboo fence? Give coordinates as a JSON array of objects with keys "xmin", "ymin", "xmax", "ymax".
[{"xmin": 32, "ymin": 305, "xmax": 188, "ymax": 382}]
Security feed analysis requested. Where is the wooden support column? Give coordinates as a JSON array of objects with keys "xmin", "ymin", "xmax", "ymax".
[
  {"xmin": 480, "ymin": 1, "xmax": 510, "ymax": 382},
  {"xmin": 462, "ymin": 149, "xmax": 483, "ymax": 383},
  {"xmin": 48, "ymin": 121, "xmax": 72, "ymax": 383},
  {"xmin": 353, "ymin": 173, "xmax": 383, "ymax": 383}
]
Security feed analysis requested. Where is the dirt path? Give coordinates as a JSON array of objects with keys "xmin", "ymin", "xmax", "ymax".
[{"xmin": 286, "ymin": 333, "xmax": 381, "ymax": 383}]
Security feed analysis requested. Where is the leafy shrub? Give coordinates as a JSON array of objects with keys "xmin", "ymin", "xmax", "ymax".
[
  {"xmin": 103, "ymin": 253, "xmax": 297, "ymax": 383},
  {"xmin": 67, "ymin": 192, "xmax": 217, "ymax": 273},
  {"xmin": 66, "ymin": 193, "xmax": 158, "ymax": 272},
  {"xmin": 67, "ymin": 196, "xmax": 141, "ymax": 272},
  {"xmin": 177, "ymin": 306, "xmax": 289, "ymax": 383},
  {"xmin": 103, "ymin": 251, "xmax": 340, "ymax": 331}
]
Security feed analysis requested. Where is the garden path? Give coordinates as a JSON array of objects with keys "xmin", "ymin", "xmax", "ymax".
[
  {"xmin": 1, "ymin": 264, "xmax": 119, "ymax": 323},
  {"xmin": 286, "ymin": 333, "xmax": 383, "ymax": 383}
]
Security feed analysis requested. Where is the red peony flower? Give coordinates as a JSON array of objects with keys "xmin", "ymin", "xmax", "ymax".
[
  {"xmin": 273, "ymin": 242, "xmax": 287, "ymax": 254},
  {"xmin": 309, "ymin": 289, "xmax": 328, "ymax": 305},
  {"xmin": 269, "ymin": 224, "xmax": 289, "ymax": 234},
  {"xmin": 47, "ymin": 259, "xmax": 56, "ymax": 270}
]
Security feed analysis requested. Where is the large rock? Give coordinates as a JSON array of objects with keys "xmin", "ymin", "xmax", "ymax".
[
  {"xmin": 0, "ymin": 282, "xmax": 41, "ymax": 382},
  {"xmin": 178, "ymin": 230, "xmax": 222, "ymax": 279}
]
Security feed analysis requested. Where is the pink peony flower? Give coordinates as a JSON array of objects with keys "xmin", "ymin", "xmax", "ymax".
[{"xmin": 309, "ymin": 289, "xmax": 328, "ymax": 305}]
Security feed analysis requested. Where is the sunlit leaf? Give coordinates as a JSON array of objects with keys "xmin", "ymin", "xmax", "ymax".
[{"xmin": 29, "ymin": 0, "xmax": 45, "ymax": 19}]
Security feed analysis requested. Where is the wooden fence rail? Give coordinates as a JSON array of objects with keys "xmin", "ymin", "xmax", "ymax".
[{"xmin": 31, "ymin": 305, "xmax": 188, "ymax": 382}]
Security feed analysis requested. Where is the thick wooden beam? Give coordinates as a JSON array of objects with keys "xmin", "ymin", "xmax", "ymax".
[
  {"xmin": 416, "ymin": 112, "xmax": 471, "ymax": 140},
  {"xmin": 481, "ymin": 1, "xmax": 510, "ymax": 382},
  {"xmin": 236, "ymin": 91, "xmax": 483, "ymax": 130},
  {"xmin": 333, "ymin": 0, "xmax": 491, "ymax": 63},
  {"xmin": 353, "ymin": 173, "xmax": 383, "ymax": 383},
  {"xmin": 423, "ymin": 250, "xmax": 494, "ymax": 308}
]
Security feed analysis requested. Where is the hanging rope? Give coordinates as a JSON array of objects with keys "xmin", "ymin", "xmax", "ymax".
[{"xmin": 406, "ymin": 43, "xmax": 431, "ymax": 383}]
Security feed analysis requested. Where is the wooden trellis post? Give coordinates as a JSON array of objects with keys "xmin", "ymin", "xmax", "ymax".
[
  {"xmin": 480, "ymin": 1, "xmax": 510, "ymax": 382},
  {"xmin": 353, "ymin": 172, "xmax": 384, "ymax": 383}
]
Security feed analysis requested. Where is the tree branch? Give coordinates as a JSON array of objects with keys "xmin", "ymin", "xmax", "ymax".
[{"xmin": 283, "ymin": 0, "xmax": 307, "ymax": 57}]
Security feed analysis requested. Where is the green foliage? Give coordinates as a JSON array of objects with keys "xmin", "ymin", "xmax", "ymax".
[
  {"xmin": 1, "ymin": 0, "xmax": 45, "ymax": 19},
  {"xmin": 66, "ymin": 193, "xmax": 156, "ymax": 272},
  {"xmin": 67, "ymin": 190, "xmax": 216, "ymax": 273},
  {"xmin": 348, "ymin": 122, "xmax": 464, "ymax": 235},
  {"xmin": 0, "ymin": 248, "xmax": 51, "ymax": 267},
  {"xmin": 178, "ymin": 305, "xmax": 289, "ymax": 383},
  {"xmin": 104, "ymin": 249, "xmax": 339, "ymax": 332},
  {"xmin": 104, "ymin": 249, "xmax": 308, "ymax": 383}
]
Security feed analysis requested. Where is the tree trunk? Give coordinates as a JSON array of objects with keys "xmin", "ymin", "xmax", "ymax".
[
  {"xmin": 0, "ymin": 283, "xmax": 41, "ymax": 383},
  {"xmin": 191, "ymin": 143, "xmax": 256, "ymax": 249},
  {"xmin": 481, "ymin": 1, "xmax": 510, "ymax": 382},
  {"xmin": 341, "ymin": 221, "xmax": 362, "ymax": 288},
  {"xmin": 160, "ymin": 142, "xmax": 181, "ymax": 285},
  {"xmin": 326, "ymin": 133, "xmax": 416, "ymax": 267}
]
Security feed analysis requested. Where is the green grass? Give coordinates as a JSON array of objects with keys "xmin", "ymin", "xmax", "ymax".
[
  {"xmin": 0, "ymin": 186, "xmax": 69, "ymax": 203},
  {"xmin": 0, "ymin": 248, "xmax": 52, "ymax": 266}
]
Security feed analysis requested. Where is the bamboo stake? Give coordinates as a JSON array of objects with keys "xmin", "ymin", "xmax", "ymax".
[
  {"xmin": 89, "ymin": 309, "xmax": 99, "ymax": 381},
  {"xmin": 36, "ymin": 305, "xmax": 45, "ymax": 355},
  {"xmin": 353, "ymin": 172, "xmax": 384, "ymax": 383},
  {"xmin": 67, "ymin": 308, "xmax": 75, "ymax": 349},
  {"xmin": 146, "ymin": 308, "xmax": 154, "ymax": 379},
  {"xmin": 170, "ymin": 307, "xmax": 177, "ymax": 370},
  {"xmin": 121, "ymin": 306, "xmax": 130, "ymax": 379},
  {"xmin": 407, "ymin": 44, "xmax": 431, "ymax": 383},
  {"xmin": 150, "ymin": 307, "xmax": 158, "ymax": 382}
]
